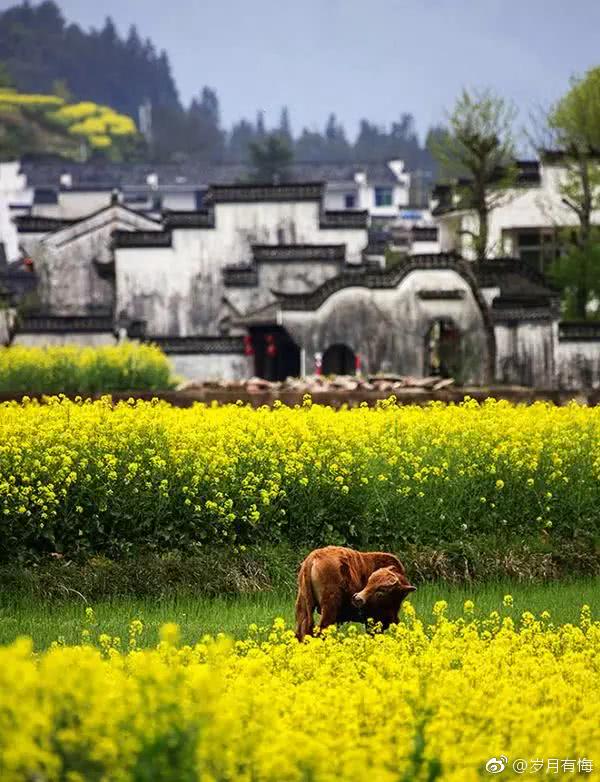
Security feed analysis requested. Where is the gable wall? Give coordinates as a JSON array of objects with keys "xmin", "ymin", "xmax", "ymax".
[
  {"xmin": 28, "ymin": 208, "xmax": 160, "ymax": 316},
  {"xmin": 115, "ymin": 199, "xmax": 367, "ymax": 337}
]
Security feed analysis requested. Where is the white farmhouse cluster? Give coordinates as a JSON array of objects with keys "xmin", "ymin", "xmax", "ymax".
[{"xmin": 0, "ymin": 157, "xmax": 598, "ymax": 389}]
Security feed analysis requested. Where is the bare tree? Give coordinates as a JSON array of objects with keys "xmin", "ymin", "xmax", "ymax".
[{"xmin": 431, "ymin": 89, "xmax": 518, "ymax": 261}]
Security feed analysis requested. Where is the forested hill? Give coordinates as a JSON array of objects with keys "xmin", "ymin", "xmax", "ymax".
[
  {"xmin": 0, "ymin": 1, "xmax": 439, "ymax": 172},
  {"xmin": 0, "ymin": 1, "xmax": 180, "ymax": 119}
]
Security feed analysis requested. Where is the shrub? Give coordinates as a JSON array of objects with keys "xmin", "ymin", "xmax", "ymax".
[
  {"xmin": 0, "ymin": 343, "xmax": 175, "ymax": 395},
  {"xmin": 0, "ymin": 397, "xmax": 598, "ymax": 562}
]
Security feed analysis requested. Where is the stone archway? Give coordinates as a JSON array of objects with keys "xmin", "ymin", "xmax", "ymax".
[{"xmin": 322, "ymin": 343, "xmax": 356, "ymax": 375}]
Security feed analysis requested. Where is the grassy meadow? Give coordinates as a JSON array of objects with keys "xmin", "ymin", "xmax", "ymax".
[{"xmin": 1, "ymin": 577, "xmax": 598, "ymax": 650}]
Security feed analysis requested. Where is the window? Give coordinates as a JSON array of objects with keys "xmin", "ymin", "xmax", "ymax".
[
  {"xmin": 374, "ymin": 187, "xmax": 393, "ymax": 207},
  {"xmin": 344, "ymin": 192, "xmax": 356, "ymax": 209},
  {"xmin": 512, "ymin": 229, "xmax": 563, "ymax": 274}
]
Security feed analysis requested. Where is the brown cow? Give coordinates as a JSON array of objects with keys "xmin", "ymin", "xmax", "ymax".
[{"xmin": 295, "ymin": 546, "xmax": 416, "ymax": 640}]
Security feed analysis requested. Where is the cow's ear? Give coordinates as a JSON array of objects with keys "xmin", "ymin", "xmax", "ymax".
[{"xmin": 403, "ymin": 584, "xmax": 417, "ymax": 593}]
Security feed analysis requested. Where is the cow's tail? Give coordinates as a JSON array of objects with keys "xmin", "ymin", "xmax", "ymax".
[{"xmin": 295, "ymin": 558, "xmax": 315, "ymax": 641}]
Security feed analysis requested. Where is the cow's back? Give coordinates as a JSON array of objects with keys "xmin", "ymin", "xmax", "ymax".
[{"xmin": 303, "ymin": 546, "xmax": 381, "ymax": 604}]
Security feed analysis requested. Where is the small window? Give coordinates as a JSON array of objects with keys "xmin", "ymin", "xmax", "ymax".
[
  {"xmin": 344, "ymin": 193, "xmax": 356, "ymax": 209},
  {"xmin": 374, "ymin": 187, "xmax": 393, "ymax": 207},
  {"xmin": 514, "ymin": 228, "xmax": 562, "ymax": 274}
]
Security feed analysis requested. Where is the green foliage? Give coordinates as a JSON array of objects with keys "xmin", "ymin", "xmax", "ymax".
[
  {"xmin": 0, "ymin": 2, "xmax": 179, "ymax": 122},
  {"xmin": 549, "ymin": 239, "xmax": 600, "ymax": 319},
  {"xmin": 0, "ymin": 2, "xmax": 439, "ymax": 168},
  {"xmin": 249, "ymin": 133, "xmax": 294, "ymax": 183},
  {"xmin": 546, "ymin": 67, "xmax": 600, "ymax": 318},
  {"xmin": 433, "ymin": 89, "xmax": 517, "ymax": 182},
  {"xmin": 1, "ymin": 546, "xmax": 599, "ymax": 615},
  {"xmin": 0, "ymin": 61, "xmax": 13, "ymax": 88},
  {"xmin": 549, "ymin": 67, "xmax": 600, "ymax": 154},
  {"xmin": 1, "ymin": 563, "xmax": 599, "ymax": 652}
]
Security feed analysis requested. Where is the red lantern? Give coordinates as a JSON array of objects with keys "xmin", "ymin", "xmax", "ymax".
[
  {"xmin": 266, "ymin": 333, "xmax": 277, "ymax": 358},
  {"xmin": 355, "ymin": 353, "xmax": 362, "ymax": 375},
  {"xmin": 243, "ymin": 335, "xmax": 254, "ymax": 356}
]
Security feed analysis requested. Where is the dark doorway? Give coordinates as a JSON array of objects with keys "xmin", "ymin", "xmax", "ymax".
[
  {"xmin": 322, "ymin": 343, "xmax": 356, "ymax": 375},
  {"xmin": 249, "ymin": 326, "xmax": 301, "ymax": 381},
  {"xmin": 425, "ymin": 320, "xmax": 461, "ymax": 378}
]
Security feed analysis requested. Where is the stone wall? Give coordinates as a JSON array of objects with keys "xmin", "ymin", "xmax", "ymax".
[
  {"xmin": 557, "ymin": 335, "xmax": 600, "ymax": 389},
  {"xmin": 494, "ymin": 321, "xmax": 556, "ymax": 387}
]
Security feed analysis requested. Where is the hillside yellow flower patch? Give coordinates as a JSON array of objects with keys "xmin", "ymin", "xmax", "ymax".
[{"xmin": 0, "ymin": 603, "xmax": 598, "ymax": 781}]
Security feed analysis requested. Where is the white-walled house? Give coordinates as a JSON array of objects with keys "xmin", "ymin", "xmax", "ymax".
[
  {"xmin": 112, "ymin": 183, "xmax": 370, "ymax": 379},
  {"xmin": 17, "ymin": 158, "xmax": 412, "ymax": 223},
  {"xmin": 430, "ymin": 156, "xmax": 600, "ymax": 388},
  {"xmin": 5, "ymin": 167, "xmax": 599, "ymax": 390},
  {"xmin": 0, "ymin": 161, "xmax": 31, "ymax": 263},
  {"xmin": 323, "ymin": 160, "xmax": 410, "ymax": 221},
  {"xmin": 433, "ymin": 157, "xmax": 600, "ymax": 269}
]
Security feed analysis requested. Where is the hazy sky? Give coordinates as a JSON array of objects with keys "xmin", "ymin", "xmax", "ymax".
[{"xmin": 4, "ymin": 0, "xmax": 600, "ymax": 141}]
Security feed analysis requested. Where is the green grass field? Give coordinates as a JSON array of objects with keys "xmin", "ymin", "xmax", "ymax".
[{"xmin": 1, "ymin": 578, "xmax": 598, "ymax": 650}]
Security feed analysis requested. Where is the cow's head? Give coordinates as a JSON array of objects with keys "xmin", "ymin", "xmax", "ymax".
[{"xmin": 351, "ymin": 567, "xmax": 416, "ymax": 623}]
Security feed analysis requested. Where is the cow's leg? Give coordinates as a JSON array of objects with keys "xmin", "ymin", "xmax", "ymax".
[
  {"xmin": 295, "ymin": 560, "xmax": 316, "ymax": 641},
  {"xmin": 317, "ymin": 592, "xmax": 342, "ymax": 634}
]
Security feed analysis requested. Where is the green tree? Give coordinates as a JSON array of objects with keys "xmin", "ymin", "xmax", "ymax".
[
  {"xmin": 546, "ymin": 67, "xmax": 600, "ymax": 318},
  {"xmin": 550, "ymin": 242, "xmax": 600, "ymax": 320},
  {"xmin": 249, "ymin": 133, "xmax": 293, "ymax": 183},
  {"xmin": 0, "ymin": 61, "xmax": 13, "ymax": 88},
  {"xmin": 431, "ymin": 88, "xmax": 517, "ymax": 261},
  {"xmin": 52, "ymin": 78, "xmax": 71, "ymax": 103}
]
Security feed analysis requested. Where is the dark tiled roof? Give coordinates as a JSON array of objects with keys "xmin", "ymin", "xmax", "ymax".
[
  {"xmin": 112, "ymin": 230, "xmax": 172, "ymax": 249},
  {"xmin": 319, "ymin": 210, "xmax": 369, "ymax": 229},
  {"xmin": 20, "ymin": 160, "xmax": 402, "ymax": 189},
  {"xmin": 541, "ymin": 149, "xmax": 600, "ymax": 165},
  {"xmin": 491, "ymin": 303, "xmax": 555, "ymax": 323},
  {"xmin": 18, "ymin": 314, "xmax": 114, "ymax": 333},
  {"xmin": 205, "ymin": 182, "xmax": 323, "ymax": 204},
  {"xmin": 412, "ymin": 226, "xmax": 438, "ymax": 242},
  {"xmin": 0, "ymin": 265, "xmax": 37, "ymax": 302},
  {"xmin": 33, "ymin": 187, "xmax": 59, "ymax": 205},
  {"xmin": 252, "ymin": 244, "xmax": 346, "ymax": 262},
  {"xmin": 163, "ymin": 210, "xmax": 215, "ymax": 229},
  {"xmin": 14, "ymin": 215, "xmax": 76, "ymax": 233},
  {"xmin": 558, "ymin": 321, "xmax": 600, "ymax": 341},
  {"xmin": 147, "ymin": 336, "xmax": 245, "ymax": 354},
  {"xmin": 222, "ymin": 265, "xmax": 259, "ymax": 287},
  {"xmin": 474, "ymin": 259, "xmax": 558, "ymax": 298},
  {"xmin": 274, "ymin": 253, "xmax": 469, "ymax": 310},
  {"xmin": 21, "ymin": 161, "xmax": 248, "ymax": 189},
  {"xmin": 432, "ymin": 160, "xmax": 542, "ymax": 216}
]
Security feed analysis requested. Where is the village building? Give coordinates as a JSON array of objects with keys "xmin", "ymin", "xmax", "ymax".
[
  {"xmin": 432, "ymin": 156, "xmax": 600, "ymax": 272},
  {"xmin": 1, "ymin": 160, "xmax": 598, "ymax": 389}
]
